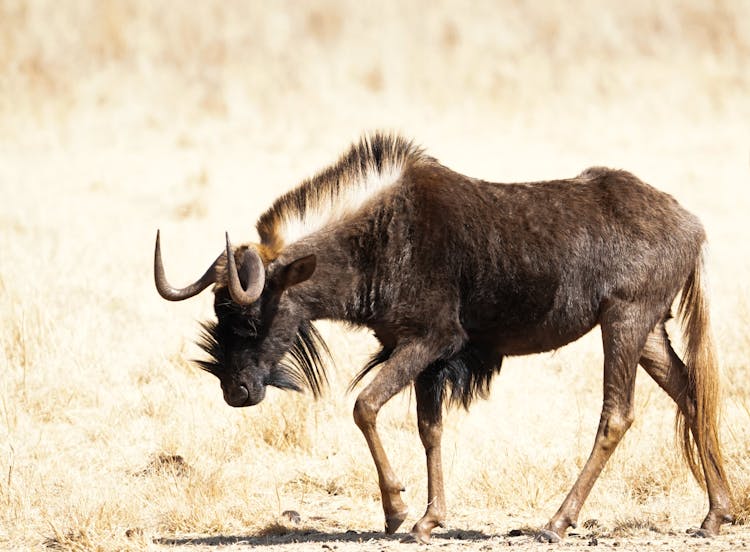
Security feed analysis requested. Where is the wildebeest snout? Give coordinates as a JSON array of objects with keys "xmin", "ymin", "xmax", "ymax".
[
  {"xmin": 222, "ymin": 379, "xmax": 265, "ymax": 407},
  {"xmin": 223, "ymin": 384, "xmax": 249, "ymax": 407}
]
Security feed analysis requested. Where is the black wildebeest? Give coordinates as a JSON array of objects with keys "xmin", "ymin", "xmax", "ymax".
[{"xmin": 154, "ymin": 133, "xmax": 733, "ymax": 543}]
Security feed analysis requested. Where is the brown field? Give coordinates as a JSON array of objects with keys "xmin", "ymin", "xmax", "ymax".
[{"xmin": 1, "ymin": 1, "xmax": 749, "ymax": 550}]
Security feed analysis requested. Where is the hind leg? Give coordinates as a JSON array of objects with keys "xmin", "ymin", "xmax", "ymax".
[
  {"xmin": 539, "ymin": 303, "xmax": 648, "ymax": 542},
  {"xmin": 640, "ymin": 321, "xmax": 733, "ymax": 535}
]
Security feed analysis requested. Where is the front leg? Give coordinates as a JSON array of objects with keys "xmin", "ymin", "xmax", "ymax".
[
  {"xmin": 352, "ymin": 341, "xmax": 445, "ymax": 534},
  {"xmin": 408, "ymin": 373, "xmax": 446, "ymax": 543},
  {"xmin": 353, "ymin": 395, "xmax": 409, "ymax": 533}
]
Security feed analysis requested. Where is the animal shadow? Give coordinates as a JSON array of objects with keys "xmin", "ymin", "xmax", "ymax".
[{"xmin": 154, "ymin": 528, "xmax": 492, "ymax": 547}]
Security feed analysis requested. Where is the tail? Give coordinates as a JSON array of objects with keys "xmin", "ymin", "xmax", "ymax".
[{"xmin": 675, "ymin": 250, "xmax": 727, "ymax": 488}]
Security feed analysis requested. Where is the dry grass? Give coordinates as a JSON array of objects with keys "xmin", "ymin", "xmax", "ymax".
[{"xmin": 1, "ymin": 1, "xmax": 749, "ymax": 550}]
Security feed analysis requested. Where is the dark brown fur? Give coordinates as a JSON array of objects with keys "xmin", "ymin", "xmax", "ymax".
[{"xmin": 156, "ymin": 133, "xmax": 732, "ymax": 542}]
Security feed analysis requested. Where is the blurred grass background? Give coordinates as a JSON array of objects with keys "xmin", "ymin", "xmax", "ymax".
[
  {"xmin": 3, "ymin": 1, "xmax": 749, "ymax": 141},
  {"xmin": 1, "ymin": 1, "xmax": 749, "ymax": 550}
]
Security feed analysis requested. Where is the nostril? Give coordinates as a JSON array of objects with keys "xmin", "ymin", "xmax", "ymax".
[{"xmin": 225, "ymin": 384, "xmax": 249, "ymax": 407}]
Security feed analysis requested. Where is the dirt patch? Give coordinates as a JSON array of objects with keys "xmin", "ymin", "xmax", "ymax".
[{"xmin": 137, "ymin": 453, "xmax": 193, "ymax": 477}]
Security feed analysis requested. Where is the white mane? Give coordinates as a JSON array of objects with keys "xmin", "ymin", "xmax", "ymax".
[{"xmin": 257, "ymin": 133, "xmax": 424, "ymax": 254}]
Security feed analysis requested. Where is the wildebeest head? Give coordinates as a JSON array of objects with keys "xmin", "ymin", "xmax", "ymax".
[{"xmin": 154, "ymin": 231, "xmax": 328, "ymax": 407}]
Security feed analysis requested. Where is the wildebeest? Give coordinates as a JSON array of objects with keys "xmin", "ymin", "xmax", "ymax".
[{"xmin": 154, "ymin": 133, "xmax": 733, "ymax": 543}]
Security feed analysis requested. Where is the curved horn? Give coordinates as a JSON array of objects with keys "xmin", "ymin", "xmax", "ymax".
[
  {"xmin": 225, "ymin": 232, "xmax": 265, "ymax": 306},
  {"xmin": 154, "ymin": 230, "xmax": 222, "ymax": 301}
]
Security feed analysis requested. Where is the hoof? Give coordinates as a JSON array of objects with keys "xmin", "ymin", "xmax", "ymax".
[
  {"xmin": 690, "ymin": 528, "xmax": 715, "ymax": 539},
  {"xmin": 697, "ymin": 510, "xmax": 733, "ymax": 537},
  {"xmin": 404, "ymin": 518, "xmax": 442, "ymax": 544},
  {"xmin": 535, "ymin": 529, "xmax": 561, "ymax": 543},
  {"xmin": 385, "ymin": 510, "xmax": 409, "ymax": 534}
]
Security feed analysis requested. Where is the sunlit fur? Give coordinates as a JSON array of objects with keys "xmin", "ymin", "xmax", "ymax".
[{"xmin": 256, "ymin": 132, "xmax": 425, "ymax": 255}]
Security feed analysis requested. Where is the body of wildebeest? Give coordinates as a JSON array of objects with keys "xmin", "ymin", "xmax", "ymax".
[{"xmin": 154, "ymin": 133, "xmax": 733, "ymax": 543}]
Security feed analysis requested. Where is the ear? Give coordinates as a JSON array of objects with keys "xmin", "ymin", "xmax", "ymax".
[{"xmin": 279, "ymin": 254, "xmax": 316, "ymax": 290}]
